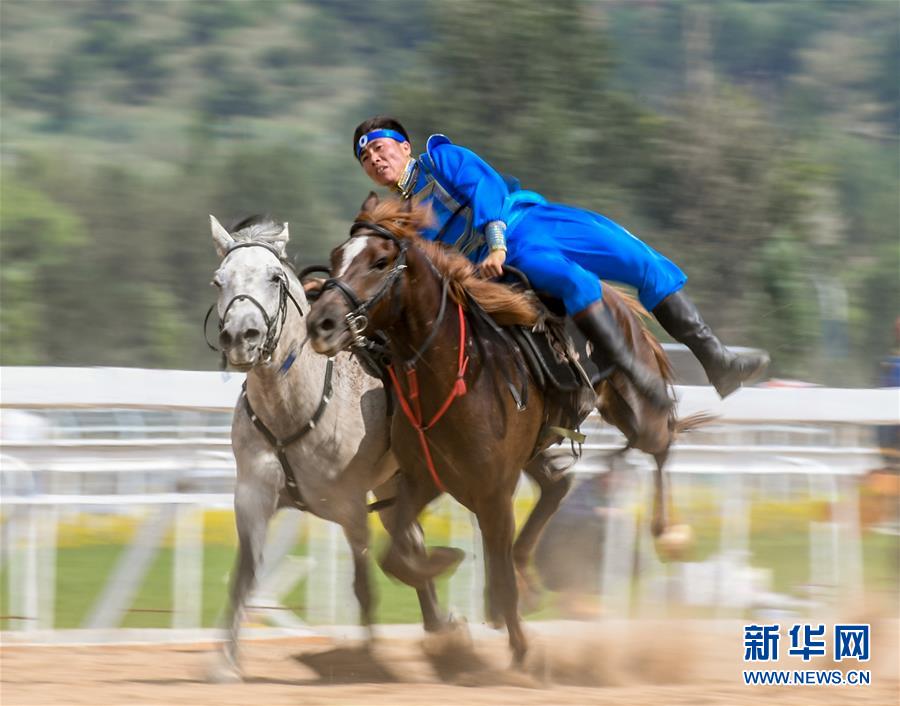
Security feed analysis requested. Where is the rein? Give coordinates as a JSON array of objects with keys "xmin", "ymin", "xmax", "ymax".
[
  {"xmin": 327, "ymin": 220, "xmax": 473, "ymax": 493},
  {"xmin": 320, "ymin": 221, "xmax": 409, "ymax": 349},
  {"xmin": 387, "ymin": 299, "xmax": 469, "ymax": 494}
]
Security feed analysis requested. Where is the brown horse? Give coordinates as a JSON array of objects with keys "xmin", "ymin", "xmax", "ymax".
[
  {"xmin": 592, "ymin": 288, "xmax": 711, "ymax": 546},
  {"xmin": 306, "ymin": 196, "xmax": 701, "ymax": 663}
]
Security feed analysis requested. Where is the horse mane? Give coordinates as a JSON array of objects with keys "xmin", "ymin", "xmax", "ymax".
[
  {"xmin": 604, "ymin": 287, "xmax": 675, "ymax": 383},
  {"xmin": 228, "ymin": 214, "xmax": 289, "ymax": 258},
  {"xmin": 357, "ymin": 199, "xmax": 539, "ymax": 327},
  {"xmin": 356, "ymin": 199, "xmax": 672, "ymax": 380}
]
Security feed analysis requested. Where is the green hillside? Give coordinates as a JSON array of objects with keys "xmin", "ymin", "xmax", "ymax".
[{"xmin": 1, "ymin": 0, "xmax": 897, "ymax": 383}]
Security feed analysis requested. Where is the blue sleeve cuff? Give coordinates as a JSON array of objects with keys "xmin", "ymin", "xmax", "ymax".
[{"xmin": 485, "ymin": 221, "xmax": 507, "ymax": 251}]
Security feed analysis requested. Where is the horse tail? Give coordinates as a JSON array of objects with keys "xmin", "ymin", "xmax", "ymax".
[
  {"xmin": 607, "ymin": 286, "xmax": 676, "ymax": 383},
  {"xmin": 672, "ymin": 411, "xmax": 717, "ymax": 436}
]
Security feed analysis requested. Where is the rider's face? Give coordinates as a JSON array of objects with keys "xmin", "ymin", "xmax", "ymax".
[{"xmin": 359, "ymin": 138, "xmax": 412, "ymax": 187}]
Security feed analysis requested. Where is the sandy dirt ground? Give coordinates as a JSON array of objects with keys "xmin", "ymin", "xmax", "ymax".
[{"xmin": 2, "ymin": 621, "xmax": 898, "ymax": 706}]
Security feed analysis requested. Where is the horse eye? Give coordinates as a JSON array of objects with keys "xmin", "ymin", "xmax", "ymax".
[
  {"xmin": 374, "ymin": 257, "xmax": 388, "ymax": 271},
  {"xmin": 210, "ymin": 278, "xmax": 222, "ymax": 288}
]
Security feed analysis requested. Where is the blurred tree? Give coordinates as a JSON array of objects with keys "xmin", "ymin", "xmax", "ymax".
[
  {"xmin": 78, "ymin": 18, "xmax": 122, "ymax": 57},
  {"xmin": 36, "ymin": 55, "xmax": 86, "ymax": 131},
  {"xmin": 210, "ymin": 143, "xmax": 338, "ymax": 263},
  {"xmin": 198, "ymin": 65, "xmax": 268, "ymax": 120},
  {"xmin": 195, "ymin": 48, "xmax": 235, "ymax": 82},
  {"xmin": 711, "ymin": 1, "xmax": 832, "ymax": 86},
  {"xmin": 0, "ymin": 0, "xmax": 894, "ymax": 378},
  {"xmin": 181, "ymin": 0, "xmax": 263, "ymax": 45},
  {"xmin": 855, "ymin": 241, "xmax": 900, "ymax": 375},
  {"xmin": 110, "ymin": 42, "xmax": 172, "ymax": 104},
  {"xmin": 76, "ymin": 0, "xmax": 137, "ymax": 26},
  {"xmin": 0, "ymin": 179, "xmax": 87, "ymax": 363},
  {"xmin": 636, "ymin": 88, "xmax": 806, "ymax": 327},
  {"xmin": 386, "ymin": 0, "xmax": 651, "ymax": 212},
  {"xmin": 752, "ymin": 230, "xmax": 820, "ymax": 379},
  {"xmin": 605, "ymin": 1, "xmax": 686, "ymax": 104},
  {"xmin": 311, "ymin": 0, "xmax": 427, "ymax": 54},
  {"xmin": 296, "ymin": 7, "xmax": 345, "ymax": 69},
  {"xmin": 0, "ymin": 53, "xmax": 36, "ymax": 109},
  {"xmin": 870, "ymin": 23, "xmax": 900, "ymax": 130}
]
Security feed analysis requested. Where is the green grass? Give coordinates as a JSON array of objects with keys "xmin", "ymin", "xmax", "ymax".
[{"xmin": 2, "ymin": 507, "xmax": 897, "ymax": 630}]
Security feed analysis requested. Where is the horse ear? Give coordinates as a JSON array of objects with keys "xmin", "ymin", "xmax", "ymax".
[
  {"xmin": 209, "ymin": 215, "xmax": 234, "ymax": 257},
  {"xmin": 269, "ymin": 222, "xmax": 289, "ymax": 259},
  {"xmin": 360, "ymin": 191, "xmax": 379, "ymax": 213},
  {"xmin": 401, "ymin": 197, "xmax": 413, "ymax": 213}
]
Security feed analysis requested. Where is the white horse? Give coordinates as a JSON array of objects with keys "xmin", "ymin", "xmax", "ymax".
[{"xmin": 207, "ymin": 214, "xmax": 448, "ymax": 681}]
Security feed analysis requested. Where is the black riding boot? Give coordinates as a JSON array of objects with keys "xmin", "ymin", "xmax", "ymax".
[
  {"xmin": 652, "ymin": 291, "xmax": 770, "ymax": 398},
  {"xmin": 574, "ymin": 301, "xmax": 672, "ymax": 410}
]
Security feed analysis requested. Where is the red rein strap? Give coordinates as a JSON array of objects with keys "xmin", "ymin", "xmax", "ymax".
[{"xmin": 387, "ymin": 301, "xmax": 469, "ymax": 493}]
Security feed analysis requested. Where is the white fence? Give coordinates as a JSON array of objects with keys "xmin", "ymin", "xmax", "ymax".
[{"xmin": 1, "ymin": 366, "xmax": 897, "ymax": 641}]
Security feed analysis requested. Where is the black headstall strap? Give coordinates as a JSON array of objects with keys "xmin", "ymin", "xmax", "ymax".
[
  {"xmin": 319, "ymin": 220, "xmax": 410, "ymax": 348},
  {"xmin": 322, "ymin": 220, "xmax": 468, "ymax": 371},
  {"xmin": 203, "ymin": 241, "xmax": 305, "ymax": 363},
  {"xmin": 241, "ymin": 357, "xmax": 335, "ymax": 510}
]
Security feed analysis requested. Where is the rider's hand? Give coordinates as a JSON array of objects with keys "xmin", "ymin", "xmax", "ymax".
[
  {"xmin": 480, "ymin": 249, "xmax": 507, "ymax": 279},
  {"xmin": 303, "ymin": 278, "xmax": 325, "ymax": 294}
]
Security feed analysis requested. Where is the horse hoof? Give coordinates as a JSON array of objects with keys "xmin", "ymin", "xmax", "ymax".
[
  {"xmin": 518, "ymin": 589, "xmax": 541, "ymax": 614},
  {"xmin": 425, "ymin": 546, "xmax": 465, "ymax": 577},
  {"xmin": 512, "ymin": 646, "xmax": 529, "ymax": 669},
  {"xmin": 516, "ymin": 571, "xmax": 542, "ymax": 614},
  {"xmin": 207, "ymin": 656, "xmax": 242, "ymax": 683},
  {"xmin": 380, "ymin": 550, "xmax": 437, "ymax": 589},
  {"xmin": 445, "ymin": 613, "xmax": 470, "ymax": 636},
  {"xmin": 654, "ymin": 523, "xmax": 694, "ymax": 561},
  {"xmin": 382, "ymin": 546, "xmax": 464, "ymax": 588},
  {"xmin": 363, "ymin": 625, "xmax": 378, "ymax": 647},
  {"xmin": 422, "ymin": 616, "xmax": 472, "ymax": 654},
  {"xmin": 381, "ymin": 555, "xmax": 424, "ymax": 588}
]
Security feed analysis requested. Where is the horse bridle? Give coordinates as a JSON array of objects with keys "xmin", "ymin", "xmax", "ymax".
[
  {"xmin": 204, "ymin": 241, "xmax": 305, "ymax": 364},
  {"xmin": 319, "ymin": 221, "xmax": 412, "ymax": 349}
]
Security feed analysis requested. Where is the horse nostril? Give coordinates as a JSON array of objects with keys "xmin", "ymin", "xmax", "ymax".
[
  {"xmin": 244, "ymin": 328, "xmax": 261, "ymax": 343},
  {"xmin": 319, "ymin": 317, "xmax": 336, "ymax": 332},
  {"xmin": 219, "ymin": 330, "xmax": 233, "ymax": 348}
]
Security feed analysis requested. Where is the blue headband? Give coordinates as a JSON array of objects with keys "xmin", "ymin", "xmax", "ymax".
[{"xmin": 356, "ymin": 129, "xmax": 407, "ymax": 159}]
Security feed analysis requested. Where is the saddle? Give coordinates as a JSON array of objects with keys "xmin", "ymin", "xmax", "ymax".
[
  {"xmin": 301, "ymin": 262, "xmax": 596, "ymax": 445},
  {"xmin": 510, "ymin": 317, "xmax": 588, "ymax": 395},
  {"xmin": 499, "ymin": 268, "xmax": 595, "ymax": 392},
  {"xmin": 464, "ymin": 277, "xmax": 596, "ymax": 449}
]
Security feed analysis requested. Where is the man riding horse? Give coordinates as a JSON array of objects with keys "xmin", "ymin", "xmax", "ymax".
[{"xmin": 352, "ymin": 116, "xmax": 770, "ymax": 406}]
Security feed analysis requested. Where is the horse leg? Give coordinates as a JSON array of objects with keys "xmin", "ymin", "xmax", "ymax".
[
  {"xmin": 651, "ymin": 446, "xmax": 694, "ymax": 560},
  {"xmin": 650, "ymin": 448, "xmax": 670, "ymax": 538},
  {"xmin": 374, "ymin": 477, "xmax": 446, "ymax": 632},
  {"xmin": 410, "ymin": 531, "xmax": 446, "ymax": 632},
  {"xmin": 481, "ymin": 533, "xmax": 503, "ymax": 628},
  {"xmin": 607, "ymin": 444, "xmax": 632, "ymax": 471},
  {"xmin": 477, "ymin": 499, "xmax": 527, "ymax": 666},
  {"xmin": 215, "ymin": 478, "xmax": 278, "ymax": 681},
  {"xmin": 513, "ymin": 454, "xmax": 574, "ymax": 612},
  {"xmin": 379, "ymin": 472, "xmax": 463, "ymax": 588},
  {"xmin": 341, "ymin": 510, "xmax": 375, "ymax": 642}
]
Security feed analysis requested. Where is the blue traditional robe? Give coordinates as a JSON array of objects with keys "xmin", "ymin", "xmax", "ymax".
[{"xmin": 403, "ymin": 134, "xmax": 686, "ymax": 314}]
